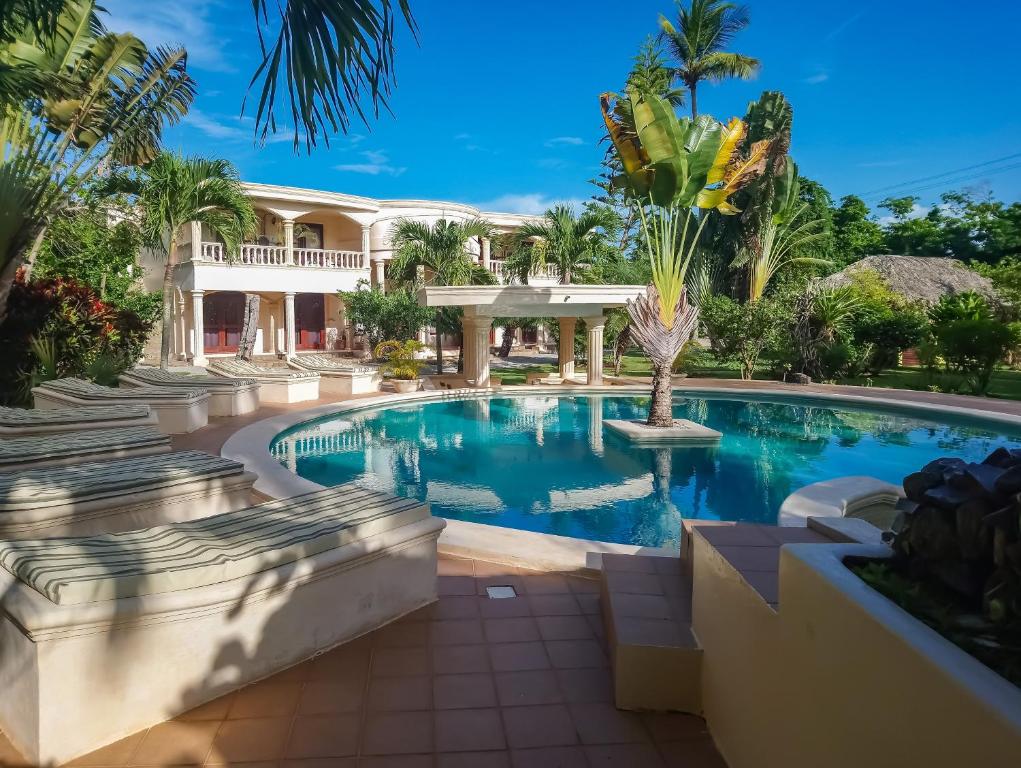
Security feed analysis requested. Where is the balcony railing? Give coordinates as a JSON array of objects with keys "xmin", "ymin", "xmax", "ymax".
[
  {"xmin": 197, "ymin": 243, "xmax": 366, "ymax": 271},
  {"xmin": 488, "ymin": 260, "xmax": 559, "ymax": 284}
]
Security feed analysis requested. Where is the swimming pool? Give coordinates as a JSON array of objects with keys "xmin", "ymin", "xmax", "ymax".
[{"xmin": 270, "ymin": 393, "xmax": 1021, "ymax": 548}]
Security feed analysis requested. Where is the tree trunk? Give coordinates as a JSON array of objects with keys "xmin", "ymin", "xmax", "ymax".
[
  {"xmin": 236, "ymin": 293, "xmax": 260, "ymax": 361},
  {"xmin": 647, "ymin": 362, "xmax": 674, "ymax": 427},
  {"xmin": 435, "ymin": 330, "xmax": 443, "ymax": 375},
  {"xmin": 456, "ymin": 333, "xmax": 464, "ymax": 373},
  {"xmin": 613, "ymin": 324, "xmax": 632, "ymax": 375},
  {"xmin": 499, "ymin": 323, "xmax": 516, "ymax": 358},
  {"xmin": 690, "ymin": 83, "xmax": 698, "ymax": 118},
  {"xmin": 159, "ymin": 237, "xmax": 178, "ymax": 371}
]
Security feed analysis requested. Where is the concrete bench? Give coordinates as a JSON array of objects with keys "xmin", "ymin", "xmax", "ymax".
[
  {"xmin": 208, "ymin": 359, "xmax": 320, "ymax": 403},
  {"xmin": 779, "ymin": 476, "xmax": 903, "ymax": 531},
  {"xmin": 0, "ymin": 426, "xmax": 170, "ymax": 471},
  {"xmin": 0, "ymin": 404, "xmax": 156, "ymax": 436},
  {"xmin": 0, "ymin": 450, "xmax": 255, "ymax": 538},
  {"xmin": 287, "ymin": 353, "xmax": 381, "ymax": 396},
  {"xmin": 33, "ymin": 378, "xmax": 209, "ymax": 434},
  {"xmin": 119, "ymin": 368, "xmax": 260, "ymax": 417},
  {"xmin": 0, "ymin": 484, "xmax": 443, "ymax": 765}
]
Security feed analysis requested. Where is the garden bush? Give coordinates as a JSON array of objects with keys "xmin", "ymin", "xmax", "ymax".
[
  {"xmin": 340, "ymin": 285, "xmax": 434, "ymax": 350},
  {"xmin": 700, "ymin": 295, "xmax": 789, "ymax": 380},
  {"xmin": 934, "ymin": 317, "xmax": 1020, "ymax": 395},
  {"xmin": 0, "ymin": 273, "xmax": 153, "ymax": 405}
]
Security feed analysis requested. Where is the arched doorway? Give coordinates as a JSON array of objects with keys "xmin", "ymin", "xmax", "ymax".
[
  {"xmin": 203, "ymin": 292, "xmax": 245, "ymax": 353},
  {"xmin": 295, "ymin": 294, "xmax": 326, "ymax": 350}
]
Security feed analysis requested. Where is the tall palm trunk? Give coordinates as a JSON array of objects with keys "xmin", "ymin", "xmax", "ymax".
[
  {"xmin": 160, "ymin": 236, "xmax": 178, "ymax": 370},
  {"xmin": 613, "ymin": 324, "xmax": 632, "ymax": 375},
  {"xmin": 689, "ymin": 82, "xmax": 698, "ymax": 118},
  {"xmin": 434, "ymin": 330, "xmax": 443, "ymax": 375},
  {"xmin": 648, "ymin": 361, "xmax": 674, "ymax": 427}
]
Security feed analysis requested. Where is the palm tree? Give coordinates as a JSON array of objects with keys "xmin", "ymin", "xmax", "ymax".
[
  {"xmin": 505, "ymin": 205, "xmax": 616, "ymax": 286},
  {"xmin": 0, "ymin": 0, "xmax": 194, "ymax": 323},
  {"xmin": 102, "ymin": 154, "xmax": 257, "ymax": 369},
  {"xmin": 387, "ymin": 217, "xmax": 494, "ymax": 373},
  {"xmin": 659, "ymin": 0, "xmax": 760, "ymax": 118}
]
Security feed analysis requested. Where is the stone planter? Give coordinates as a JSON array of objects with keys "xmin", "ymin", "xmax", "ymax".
[{"xmin": 391, "ymin": 378, "xmax": 421, "ymax": 393}]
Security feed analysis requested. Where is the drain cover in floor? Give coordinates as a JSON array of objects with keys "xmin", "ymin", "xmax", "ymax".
[{"xmin": 486, "ymin": 585, "xmax": 517, "ymax": 599}]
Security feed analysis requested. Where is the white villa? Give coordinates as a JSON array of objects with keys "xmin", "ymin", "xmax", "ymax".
[{"xmin": 143, "ymin": 182, "xmax": 557, "ymax": 365}]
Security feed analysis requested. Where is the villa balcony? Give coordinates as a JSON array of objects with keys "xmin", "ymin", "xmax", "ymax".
[
  {"xmin": 198, "ymin": 242, "xmax": 366, "ymax": 270},
  {"xmin": 489, "ymin": 259, "xmax": 560, "ymax": 285}
]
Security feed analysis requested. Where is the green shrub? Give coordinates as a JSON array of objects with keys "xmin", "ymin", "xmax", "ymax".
[
  {"xmin": 700, "ymin": 295, "xmax": 789, "ymax": 380},
  {"xmin": 341, "ymin": 285, "xmax": 434, "ymax": 349},
  {"xmin": 928, "ymin": 291, "xmax": 993, "ymax": 325},
  {"xmin": 934, "ymin": 317, "xmax": 1020, "ymax": 394},
  {"xmin": 374, "ymin": 339, "xmax": 426, "ymax": 380}
]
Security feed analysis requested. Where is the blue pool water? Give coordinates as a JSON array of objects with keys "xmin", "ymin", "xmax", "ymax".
[{"xmin": 271, "ymin": 393, "xmax": 1021, "ymax": 548}]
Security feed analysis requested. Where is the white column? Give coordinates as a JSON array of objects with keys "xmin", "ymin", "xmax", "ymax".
[
  {"xmin": 190, "ymin": 290, "xmax": 206, "ymax": 366},
  {"xmin": 589, "ymin": 395, "xmax": 604, "ymax": 455},
  {"xmin": 373, "ymin": 259, "xmax": 386, "ymax": 293},
  {"xmin": 361, "ymin": 224, "xmax": 372, "ymax": 268},
  {"xmin": 584, "ymin": 315, "xmax": 605, "ymax": 385},
  {"xmin": 460, "ymin": 319, "xmax": 473, "ymax": 381},
  {"xmin": 464, "ymin": 315, "xmax": 493, "ymax": 387},
  {"xmin": 190, "ymin": 221, "xmax": 202, "ymax": 261},
  {"xmin": 284, "ymin": 292, "xmax": 296, "ymax": 358},
  {"xmin": 176, "ymin": 293, "xmax": 187, "ymax": 359},
  {"xmin": 558, "ymin": 317, "xmax": 576, "ymax": 381},
  {"xmin": 481, "ymin": 237, "xmax": 491, "ymax": 271},
  {"xmin": 283, "ymin": 219, "xmax": 295, "ymax": 265}
]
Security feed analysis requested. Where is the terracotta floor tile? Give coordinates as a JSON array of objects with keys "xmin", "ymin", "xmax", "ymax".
[
  {"xmin": 284, "ymin": 715, "xmax": 359, "ymax": 759},
  {"xmin": 535, "ymin": 615, "xmax": 594, "ymax": 642},
  {"xmin": 545, "ymin": 640, "xmax": 607, "ymax": 669},
  {"xmin": 574, "ymin": 593, "xmax": 601, "ymax": 616},
  {"xmin": 475, "ymin": 575, "xmax": 527, "ymax": 597},
  {"xmin": 585, "ymin": 613, "xmax": 606, "ymax": 642},
  {"xmin": 585, "ymin": 743, "xmax": 666, "ymax": 767},
  {"xmin": 652, "ymin": 557, "xmax": 683, "ymax": 576},
  {"xmin": 697, "ymin": 524, "xmax": 776, "ymax": 548},
  {"xmin": 526, "ymin": 595, "xmax": 580, "ymax": 617},
  {"xmin": 520, "ymin": 575, "xmax": 570, "ymax": 595},
  {"xmin": 63, "ymin": 731, "xmax": 146, "ymax": 767},
  {"xmin": 297, "ymin": 680, "xmax": 365, "ymax": 716},
  {"xmin": 501, "ymin": 705, "xmax": 577, "ymax": 749},
  {"xmin": 132, "ymin": 721, "xmax": 219, "ymax": 765},
  {"xmin": 569, "ymin": 703, "xmax": 649, "ymax": 745},
  {"xmin": 313, "ymin": 646, "xmax": 372, "ymax": 680},
  {"xmin": 472, "ymin": 561, "xmax": 527, "ymax": 579},
  {"xmin": 483, "ymin": 617, "xmax": 541, "ymax": 644},
  {"xmin": 208, "ymin": 718, "xmax": 291, "ymax": 764},
  {"xmin": 229, "ymin": 681, "xmax": 303, "ymax": 719},
  {"xmin": 488, "ymin": 642, "xmax": 551, "ymax": 672},
  {"xmin": 175, "ymin": 693, "xmax": 237, "ymax": 722},
  {"xmin": 0, "ymin": 731, "xmax": 31, "ymax": 767},
  {"xmin": 358, "ymin": 756, "xmax": 432, "ymax": 768},
  {"xmin": 603, "ymin": 571, "xmax": 663, "ymax": 596},
  {"xmin": 509, "ymin": 746, "xmax": 588, "ymax": 768},
  {"xmin": 438, "ymin": 557, "xmax": 475, "ymax": 576},
  {"xmin": 272, "ymin": 659, "xmax": 318, "ymax": 683},
  {"xmin": 555, "ymin": 669, "xmax": 613, "ymax": 704},
  {"xmin": 740, "ymin": 570, "xmax": 780, "ymax": 604},
  {"xmin": 367, "ymin": 676, "xmax": 433, "ymax": 712},
  {"xmin": 431, "ymin": 644, "xmax": 490, "ymax": 675},
  {"xmin": 436, "ymin": 750, "xmax": 511, "ymax": 768},
  {"xmin": 437, "ymin": 576, "xmax": 476, "ymax": 597},
  {"xmin": 430, "ymin": 619, "xmax": 485, "ymax": 646},
  {"xmin": 658, "ymin": 738, "xmax": 728, "ymax": 768},
  {"xmin": 601, "ymin": 554, "xmax": 658, "ymax": 574},
  {"xmin": 371, "ymin": 647, "xmax": 431, "ymax": 678},
  {"xmin": 373, "ymin": 621, "xmax": 430, "ymax": 648},
  {"xmin": 566, "ymin": 577, "xmax": 600, "ymax": 595},
  {"xmin": 431, "ymin": 596, "xmax": 481, "ymax": 620},
  {"xmin": 641, "ymin": 714, "xmax": 710, "ymax": 743},
  {"xmin": 616, "ymin": 618, "xmax": 695, "ymax": 648},
  {"xmin": 205, "ymin": 761, "xmax": 279, "ymax": 768},
  {"xmin": 609, "ymin": 592, "xmax": 674, "ymax": 621},
  {"xmin": 281, "ymin": 760, "xmax": 355, "ymax": 768},
  {"xmin": 433, "ymin": 673, "xmax": 498, "ymax": 710},
  {"xmin": 714, "ymin": 545, "xmax": 780, "ymax": 573},
  {"xmin": 478, "ymin": 595, "xmax": 532, "ymax": 619},
  {"xmin": 434, "ymin": 708, "xmax": 506, "ymax": 752},
  {"xmin": 494, "ymin": 671, "xmax": 563, "ymax": 707},
  {"xmin": 361, "ymin": 711, "xmax": 433, "ymax": 755}
]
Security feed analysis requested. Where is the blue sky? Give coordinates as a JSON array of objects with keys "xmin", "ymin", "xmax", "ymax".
[{"xmin": 101, "ymin": 0, "xmax": 1021, "ymax": 215}]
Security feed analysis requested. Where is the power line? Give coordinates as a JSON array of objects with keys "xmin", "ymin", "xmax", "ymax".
[
  {"xmin": 861, "ymin": 161, "xmax": 1021, "ymax": 203},
  {"xmin": 857, "ymin": 151, "xmax": 1021, "ymax": 197}
]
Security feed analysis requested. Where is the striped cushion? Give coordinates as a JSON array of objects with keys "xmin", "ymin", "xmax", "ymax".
[
  {"xmin": 210, "ymin": 359, "xmax": 318, "ymax": 380},
  {"xmin": 0, "ymin": 427, "xmax": 170, "ymax": 469},
  {"xmin": 0, "ymin": 404, "xmax": 151, "ymax": 427},
  {"xmin": 121, "ymin": 368, "xmax": 257, "ymax": 390},
  {"xmin": 38, "ymin": 378, "xmax": 207, "ymax": 401},
  {"xmin": 0, "ymin": 485, "xmax": 429, "ymax": 605},
  {"xmin": 0, "ymin": 451, "xmax": 245, "ymax": 511},
  {"xmin": 291, "ymin": 354, "xmax": 376, "ymax": 374}
]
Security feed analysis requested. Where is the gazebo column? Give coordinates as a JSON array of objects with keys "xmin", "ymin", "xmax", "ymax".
[
  {"xmin": 462, "ymin": 314, "xmax": 493, "ymax": 387},
  {"xmin": 584, "ymin": 315, "xmax": 606, "ymax": 385},
  {"xmin": 190, "ymin": 290, "xmax": 206, "ymax": 366},
  {"xmin": 284, "ymin": 292, "xmax": 296, "ymax": 358},
  {"xmin": 558, "ymin": 317, "xmax": 576, "ymax": 381}
]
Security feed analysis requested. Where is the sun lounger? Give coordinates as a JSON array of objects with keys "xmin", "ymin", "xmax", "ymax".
[
  {"xmin": 0, "ymin": 426, "xmax": 170, "ymax": 471},
  {"xmin": 0, "ymin": 484, "xmax": 444, "ymax": 765},
  {"xmin": 287, "ymin": 353, "xmax": 381, "ymax": 395},
  {"xmin": 32, "ymin": 378, "xmax": 209, "ymax": 434},
  {"xmin": 208, "ymin": 359, "xmax": 320, "ymax": 403},
  {"xmin": 0, "ymin": 404, "xmax": 156, "ymax": 436},
  {"xmin": 0, "ymin": 450, "xmax": 256, "ymax": 538},
  {"xmin": 119, "ymin": 367, "xmax": 260, "ymax": 416}
]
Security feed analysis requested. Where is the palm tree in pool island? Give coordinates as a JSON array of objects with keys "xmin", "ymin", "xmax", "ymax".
[
  {"xmin": 388, "ymin": 217, "xmax": 494, "ymax": 374},
  {"xmin": 103, "ymin": 153, "xmax": 257, "ymax": 369},
  {"xmin": 659, "ymin": 0, "xmax": 760, "ymax": 118},
  {"xmin": 601, "ymin": 89, "xmax": 773, "ymax": 427}
]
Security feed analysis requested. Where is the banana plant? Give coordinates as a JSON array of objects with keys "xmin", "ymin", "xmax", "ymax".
[{"xmin": 601, "ymin": 87, "xmax": 769, "ymax": 426}]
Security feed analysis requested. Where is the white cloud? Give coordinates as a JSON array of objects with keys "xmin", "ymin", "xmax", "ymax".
[
  {"xmin": 99, "ymin": 0, "xmax": 235, "ymax": 72},
  {"xmin": 538, "ymin": 158, "xmax": 569, "ymax": 170},
  {"xmin": 878, "ymin": 203, "xmax": 931, "ymax": 225},
  {"xmin": 803, "ymin": 72, "xmax": 829, "ymax": 85},
  {"xmin": 184, "ymin": 109, "xmax": 247, "ymax": 140},
  {"xmin": 472, "ymin": 193, "xmax": 589, "ymax": 215},
  {"xmin": 544, "ymin": 136, "xmax": 584, "ymax": 147},
  {"xmin": 336, "ymin": 149, "xmax": 406, "ymax": 177},
  {"xmin": 454, "ymin": 132, "xmax": 472, "ymax": 140}
]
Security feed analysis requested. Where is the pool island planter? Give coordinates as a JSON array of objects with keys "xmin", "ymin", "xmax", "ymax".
[
  {"xmin": 693, "ymin": 535, "xmax": 1021, "ymax": 768},
  {"xmin": 604, "ymin": 417, "xmax": 722, "ymax": 445}
]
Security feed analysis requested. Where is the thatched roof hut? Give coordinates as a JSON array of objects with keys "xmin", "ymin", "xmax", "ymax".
[{"xmin": 817, "ymin": 255, "xmax": 997, "ymax": 305}]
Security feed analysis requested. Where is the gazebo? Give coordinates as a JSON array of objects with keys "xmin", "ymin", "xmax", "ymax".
[{"xmin": 417, "ymin": 284, "xmax": 646, "ymax": 387}]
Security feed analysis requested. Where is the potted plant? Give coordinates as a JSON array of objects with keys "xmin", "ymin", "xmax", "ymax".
[{"xmin": 374, "ymin": 339, "xmax": 425, "ymax": 393}]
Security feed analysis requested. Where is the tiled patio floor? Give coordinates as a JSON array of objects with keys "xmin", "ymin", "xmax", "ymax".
[{"xmin": 0, "ymin": 556, "xmax": 726, "ymax": 768}]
